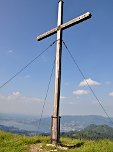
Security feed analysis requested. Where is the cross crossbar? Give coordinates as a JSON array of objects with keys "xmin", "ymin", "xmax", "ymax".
[{"xmin": 36, "ymin": 12, "xmax": 91, "ymax": 41}]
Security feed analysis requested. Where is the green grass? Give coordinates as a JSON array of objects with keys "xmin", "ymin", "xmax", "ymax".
[
  {"xmin": 0, "ymin": 131, "xmax": 49, "ymax": 152},
  {"xmin": 60, "ymin": 138, "xmax": 113, "ymax": 152},
  {"xmin": 0, "ymin": 131, "xmax": 113, "ymax": 152}
]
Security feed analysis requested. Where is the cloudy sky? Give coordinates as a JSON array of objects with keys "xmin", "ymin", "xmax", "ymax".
[{"xmin": 0, "ymin": 0, "xmax": 113, "ymax": 117}]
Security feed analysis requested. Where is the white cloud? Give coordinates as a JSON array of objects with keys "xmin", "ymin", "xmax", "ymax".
[
  {"xmin": 79, "ymin": 78, "xmax": 101, "ymax": 87},
  {"xmin": 8, "ymin": 50, "xmax": 13, "ymax": 53},
  {"xmin": 73, "ymin": 90, "xmax": 89, "ymax": 96},
  {"xmin": 0, "ymin": 91, "xmax": 52, "ymax": 115},
  {"xmin": 60, "ymin": 96, "xmax": 67, "ymax": 100},
  {"xmin": 12, "ymin": 91, "xmax": 21, "ymax": 96},
  {"xmin": 0, "ymin": 91, "xmax": 41, "ymax": 103},
  {"xmin": 109, "ymin": 92, "xmax": 113, "ymax": 97},
  {"xmin": 7, "ymin": 91, "xmax": 21, "ymax": 101}
]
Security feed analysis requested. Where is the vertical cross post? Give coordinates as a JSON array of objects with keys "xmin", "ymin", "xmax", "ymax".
[
  {"xmin": 36, "ymin": 0, "xmax": 91, "ymax": 145},
  {"xmin": 51, "ymin": 0, "xmax": 63, "ymax": 144}
]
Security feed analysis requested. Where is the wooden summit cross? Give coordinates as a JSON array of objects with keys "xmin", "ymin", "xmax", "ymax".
[{"xmin": 36, "ymin": 0, "xmax": 91, "ymax": 145}]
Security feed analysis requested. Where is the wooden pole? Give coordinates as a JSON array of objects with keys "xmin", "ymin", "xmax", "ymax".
[{"xmin": 51, "ymin": 0, "xmax": 63, "ymax": 145}]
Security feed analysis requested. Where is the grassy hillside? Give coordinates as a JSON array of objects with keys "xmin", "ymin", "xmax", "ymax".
[
  {"xmin": 0, "ymin": 131, "xmax": 49, "ymax": 152},
  {"xmin": 1, "ymin": 131, "xmax": 113, "ymax": 152}
]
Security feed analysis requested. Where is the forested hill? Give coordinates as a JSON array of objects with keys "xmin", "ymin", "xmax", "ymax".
[{"xmin": 65, "ymin": 124, "xmax": 113, "ymax": 140}]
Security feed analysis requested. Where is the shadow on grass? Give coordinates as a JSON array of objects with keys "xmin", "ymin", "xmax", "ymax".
[{"xmin": 59, "ymin": 142, "xmax": 84, "ymax": 149}]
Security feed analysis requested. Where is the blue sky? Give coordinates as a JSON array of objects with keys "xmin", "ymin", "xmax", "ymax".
[{"xmin": 0, "ymin": 0, "xmax": 113, "ymax": 117}]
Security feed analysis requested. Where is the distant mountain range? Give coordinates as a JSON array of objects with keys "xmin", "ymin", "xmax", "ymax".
[
  {"xmin": 60, "ymin": 115, "xmax": 113, "ymax": 132},
  {"xmin": 0, "ymin": 113, "xmax": 113, "ymax": 135}
]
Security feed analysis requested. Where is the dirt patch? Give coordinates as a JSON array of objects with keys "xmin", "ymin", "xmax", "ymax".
[{"xmin": 29, "ymin": 144, "xmax": 43, "ymax": 152}]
